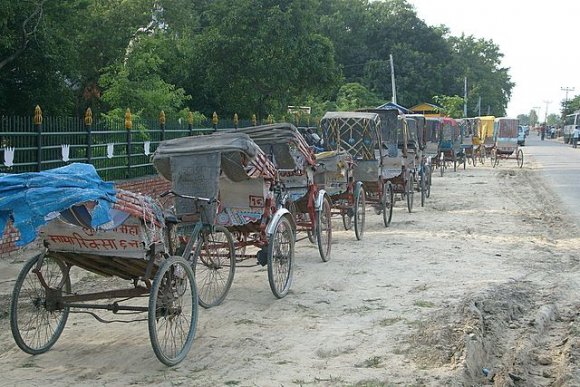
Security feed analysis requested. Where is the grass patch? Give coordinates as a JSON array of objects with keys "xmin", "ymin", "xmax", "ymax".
[
  {"xmin": 350, "ymin": 379, "xmax": 396, "ymax": 387},
  {"xmin": 316, "ymin": 346, "xmax": 355, "ymax": 358},
  {"xmin": 234, "ymin": 319, "xmax": 255, "ymax": 325},
  {"xmin": 343, "ymin": 305, "xmax": 382, "ymax": 315},
  {"xmin": 414, "ymin": 300, "xmax": 435, "ymax": 308},
  {"xmin": 224, "ymin": 381, "xmax": 240, "ymax": 386},
  {"xmin": 378, "ymin": 317, "xmax": 403, "ymax": 326},
  {"xmin": 355, "ymin": 356, "xmax": 382, "ymax": 368}
]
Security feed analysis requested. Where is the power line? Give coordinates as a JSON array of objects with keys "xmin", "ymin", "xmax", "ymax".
[{"xmin": 561, "ymin": 86, "xmax": 575, "ymax": 109}]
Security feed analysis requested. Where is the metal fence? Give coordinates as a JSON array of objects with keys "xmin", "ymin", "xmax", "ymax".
[{"xmin": 0, "ymin": 107, "xmax": 315, "ymax": 181}]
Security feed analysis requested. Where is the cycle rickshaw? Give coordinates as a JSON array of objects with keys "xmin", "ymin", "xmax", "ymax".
[
  {"xmin": 458, "ymin": 118, "xmax": 478, "ymax": 167},
  {"xmin": 3, "ymin": 163, "xmax": 198, "ymax": 366},
  {"xmin": 490, "ymin": 117, "xmax": 524, "ymax": 168},
  {"xmin": 320, "ymin": 111, "xmax": 390, "ymax": 239},
  {"xmin": 235, "ymin": 123, "xmax": 333, "ymax": 262},
  {"xmin": 364, "ymin": 109, "xmax": 417, "ymax": 213},
  {"xmin": 405, "ymin": 114, "xmax": 432, "ymax": 206},
  {"xmin": 475, "ymin": 116, "xmax": 496, "ymax": 163},
  {"xmin": 425, "ymin": 117, "xmax": 442, "ymax": 174},
  {"xmin": 437, "ymin": 117, "xmax": 462, "ymax": 176},
  {"xmin": 153, "ymin": 131, "xmax": 297, "ymax": 307}
]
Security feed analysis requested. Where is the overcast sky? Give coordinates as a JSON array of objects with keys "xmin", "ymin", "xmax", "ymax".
[{"xmin": 408, "ymin": 0, "xmax": 580, "ymax": 119}]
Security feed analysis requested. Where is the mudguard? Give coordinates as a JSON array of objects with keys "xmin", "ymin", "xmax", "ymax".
[
  {"xmin": 314, "ymin": 189, "xmax": 328, "ymax": 211},
  {"xmin": 266, "ymin": 208, "xmax": 296, "ymax": 237}
]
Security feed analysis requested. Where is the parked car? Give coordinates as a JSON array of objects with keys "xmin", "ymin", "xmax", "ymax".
[{"xmin": 518, "ymin": 125, "xmax": 526, "ymax": 146}]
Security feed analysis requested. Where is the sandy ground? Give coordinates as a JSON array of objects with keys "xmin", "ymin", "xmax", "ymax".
[{"xmin": 0, "ymin": 157, "xmax": 578, "ymax": 387}]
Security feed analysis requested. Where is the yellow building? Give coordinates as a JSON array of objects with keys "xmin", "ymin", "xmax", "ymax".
[{"xmin": 410, "ymin": 103, "xmax": 443, "ymax": 118}]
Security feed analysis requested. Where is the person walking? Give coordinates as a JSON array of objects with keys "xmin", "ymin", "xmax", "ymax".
[
  {"xmin": 540, "ymin": 124, "xmax": 546, "ymax": 141},
  {"xmin": 573, "ymin": 125, "xmax": 580, "ymax": 148}
]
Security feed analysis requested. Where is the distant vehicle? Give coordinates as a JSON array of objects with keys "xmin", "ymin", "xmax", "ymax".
[
  {"xmin": 564, "ymin": 113, "xmax": 580, "ymax": 144},
  {"xmin": 522, "ymin": 125, "xmax": 530, "ymax": 136},
  {"xmin": 518, "ymin": 125, "xmax": 526, "ymax": 146}
]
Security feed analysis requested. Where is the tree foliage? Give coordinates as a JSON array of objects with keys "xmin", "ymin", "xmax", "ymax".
[
  {"xmin": 0, "ymin": 0, "xmax": 515, "ymax": 121},
  {"xmin": 432, "ymin": 95, "xmax": 464, "ymax": 118}
]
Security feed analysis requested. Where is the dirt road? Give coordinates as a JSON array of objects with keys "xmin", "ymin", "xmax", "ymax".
[{"xmin": 0, "ymin": 157, "xmax": 578, "ymax": 386}]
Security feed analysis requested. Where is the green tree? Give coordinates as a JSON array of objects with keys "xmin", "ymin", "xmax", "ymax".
[
  {"xmin": 562, "ymin": 94, "xmax": 580, "ymax": 116},
  {"xmin": 336, "ymin": 82, "xmax": 381, "ymax": 111},
  {"xmin": 190, "ymin": 0, "xmax": 340, "ymax": 119},
  {"xmin": 529, "ymin": 109, "xmax": 539, "ymax": 126},
  {"xmin": 432, "ymin": 95, "xmax": 464, "ymax": 118},
  {"xmin": 446, "ymin": 34, "xmax": 514, "ymax": 117},
  {"xmin": 98, "ymin": 37, "xmax": 191, "ymax": 120}
]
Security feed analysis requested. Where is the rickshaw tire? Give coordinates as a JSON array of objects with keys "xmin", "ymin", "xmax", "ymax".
[
  {"xmin": 192, "ymin": 225, "xmax": 235, "ymax": 308},
  {"xmin": 149, "ymin": 256, "xmax": 198, "ymax": 366},
  {"xmin": 420, "ymin": 169, "xmax": 426, "ymax": 207},
  {"xmin": 316, "ymin": 196, "xmax": 332, "ymax": 262},
  {"xmin": 425, "ymin": 165, "xmax": 432, "ymax": 199},
  {"xmin": 382, "ymin": 181, "xmax": 394, "ymax": 227},
  {"xmin": 10, "ymin": 253, "xmax": 71, "ymax": 355},
  {"xmin": 267, "ymin": 216, "xmax": 295, "ymax": 299},
  {"xmin": 341, "ymin": 212, "xmax": 353, "ymax": 231},
  {"xmin": 354, "ymin": 186, "xmax": 366, "ymax": 240},
  {"xmin": 406, "ymin": 173, "xmax": 414, "ymax": 213}
]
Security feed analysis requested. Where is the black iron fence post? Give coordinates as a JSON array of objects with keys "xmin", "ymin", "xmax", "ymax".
[
  {"xmin": 34, "ymin": 105, "xmax": 43, "ymax": 171},
  {"xmin": 85, "ymin": 107, "xmax": 93, "ymax": 162},
  {"xmin": 212, "ymin": 112, "xmax": 218, "ymax": 132},
  {"xmin": 188, "ymin": 111, "xmax": 193, "ymax": 136},
  {"xmin": 125, "ymin": 108, "xmax": 132, "ymax": 179},
  {"xmin": 160, "ymin": 110, "xmax": 166, "ymax": 142}
]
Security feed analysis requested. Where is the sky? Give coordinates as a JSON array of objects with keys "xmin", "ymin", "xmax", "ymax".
[{"xmin": 408, "ymin": 0, "xmax": 580, "ymax": 119}]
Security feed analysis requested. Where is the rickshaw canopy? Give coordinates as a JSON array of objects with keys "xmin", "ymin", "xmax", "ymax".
[{"xmin": 320, "ymin": 111, "xmax": 381, "ymax": 161}]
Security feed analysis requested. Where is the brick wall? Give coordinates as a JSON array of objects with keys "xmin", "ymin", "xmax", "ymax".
[{"xmin": 0, "ymin": 175, "xmax": 171, "ymax": 259}]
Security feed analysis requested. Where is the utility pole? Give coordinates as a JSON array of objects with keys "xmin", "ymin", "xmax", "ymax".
[
  {"xmin": 390, "ymin": 54, "xmax": 397, "ymax": 104},
  {"xmin": 561, "ymin": 86, "xmax": 574, "ymax": 112},
  {"xmin": 543, "ymin": 100, "xmax": 552, "ymax": 124},
  {"xmin": 463, "ymin": 77, "xmax": 467, "ymax": 118}
]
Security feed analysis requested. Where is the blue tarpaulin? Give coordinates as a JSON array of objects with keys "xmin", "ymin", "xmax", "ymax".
[{"xmin": 0, "ymin": 163, "xmax": 117, "ymax": 246}]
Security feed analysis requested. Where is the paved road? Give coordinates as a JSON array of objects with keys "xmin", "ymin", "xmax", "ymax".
[{"xmin": 522, "ymin": 133, "xmax": 580, "ymax": 226}]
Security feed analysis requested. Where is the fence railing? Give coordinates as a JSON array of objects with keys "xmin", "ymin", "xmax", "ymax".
[{"xmin": 1, "ymin": 107, "xmax": 316, "ymax": 181}]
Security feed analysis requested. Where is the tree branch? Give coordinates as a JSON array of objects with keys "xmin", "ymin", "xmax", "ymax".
[{"xmin": 0, "ymin": 0, "xmax": 48, "ymax": 72}]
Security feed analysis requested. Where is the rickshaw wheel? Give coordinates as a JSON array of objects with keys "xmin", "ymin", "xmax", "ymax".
[
  {"xmin": 420, "ymin": 168, "xmax": 426, "ymax": 207},
  {"xmin": 425, "ymin": 165, "xmax": 432, "ymax": 198},
  {"xmin": 149, "ymin": 256, "xmax": 198, "ymax": 366},
  {"xmin": 479, "ymin": 147, "xmax": 486, "ymax": 164},
  {"xmin": 232, "ymin": 231, "xmax": 248, "ymax": 261},
  {"xmin": 10, "ymin": 253, "xmax": 71, "ymax": 355},
  {"xmin": 463, "ymin": 153, "xmax": 467, "ymax": 170},
  {"xmin": 453, "ymin": 152, "xmax": 457, "ymax": 172},
  {"xmin": 267, "ymin": 216, "xmax": 295, "ymax": 298},
  {"xmin": 439, "ymin": 156, "xmax": 445, "ymax": 177},
  {"xmin": 341, "ymin": 211, "xmax": 353, "ymax": 231},
  {"xmin": 382, "ymin": 181, "xmax": 394, "ymax": 227},
  {"xmin": 471, "ymin": 148, "xmax": 477, "ymax": 167},
  {"xmin": 316, "ymin": 196, "xmax": 332, "ymax": 262},
  {"xmin": 491, "ymin": 149, "xmax": 498, "ymax": 168},
  {"xmin": 306, "ymin": 227, "xmax": 316, "ymax": 244},
  {"xmin": 517, "ymin": 149, "xmax": 524, "ymax": 168},
  {"xmin": 406, "ymin": 173, "xmax": 414, "ymax": 213},
  {"xmin": 193, "ymin": 225, "xmax": 235, "ymax": 308},
  {"xmin": 354, "ymin": 187, "xmax": 366, "ymax": 240}
]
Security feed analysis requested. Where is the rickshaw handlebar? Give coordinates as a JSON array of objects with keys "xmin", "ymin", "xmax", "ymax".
[{"xmin": 159, "ymin": 190, "xmax": 215, "ymax": 204}]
